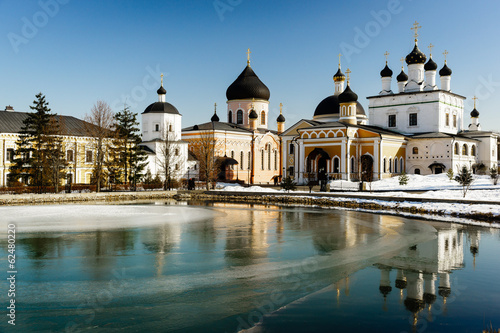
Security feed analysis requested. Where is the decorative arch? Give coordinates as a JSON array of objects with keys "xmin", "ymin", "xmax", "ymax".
[{"xmin": 319, "ymin": 131, "xmax": 326, "ymax": 138}]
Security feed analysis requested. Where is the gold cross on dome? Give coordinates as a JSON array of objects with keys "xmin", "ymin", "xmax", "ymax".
[
  {"xmin": 161, "ymin": 73, "xmax": 164, "ymax": 86},
  {"xmin": 384, "ymin": 51, "xmax": 389, "ymax": 63},
  {"xmin": 338, "ymin": 53, "xmax": 342, "ymax": 67},
  {"xmin": 345, "ymin": 68, "xmax": 351, "ymax": 84},
  {"xmin": 400, "ymin": 57, "xmax": 405, "ymax": 69},
  {"xmin": 443, "ymin": 50, "xmax": 449, "ymax": 63},
  {"xmin": 247, "ymin": 48, "xmax": 251, "ymax": 66},
  {"xmin": 411, "ymin": 21, "xmax": 421, "ymax": 41},
  {"xmin": 214, "ymin": 102, "xmax": 217, "ymax": 113},
  {"xmin": 428, "ymin": 43, "xmax": 434, "ymax": 56},
  {"xmin": 279, "ymin": 102, "xmax": 283, "ymax": 114},
  {"xmin": 472, "ymin": 96, "xmax": 478, "ymax": 108}
]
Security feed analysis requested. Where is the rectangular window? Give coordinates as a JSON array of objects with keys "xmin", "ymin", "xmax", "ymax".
[
  {"xmin": 388, "ymin": 115, "xmax": 396, "ymax": 128},
  {"xmin": 289, "ymin": 143, "xmax": 294, "ymax": 154},
  {"xmin": 248, "ymin": 151, "xmax": 251, "ymax": 170},
  {"xmin": 453, "ymin": 115, "xmax": 457, "ymax": 127},
  {"xmin": 261, "ymin": 150, "xmax": 264, "ymax": 170},
  {"xmin": 67, "ymin": 150, "xmax": 74, "ymax": 162},
  {"xmin": 409, "ymin": 113, "xmax": 417, "ymax": 126},
  {"xmin": 445, "ymin": 114, "xmax": 450, "ymax": 126},
  {"xmin": 86, "ymin": 150, "xmax": 93, "ymax": 163}
]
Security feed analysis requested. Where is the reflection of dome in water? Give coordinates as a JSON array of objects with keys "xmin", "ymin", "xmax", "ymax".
[
  {"xmin": 423, "ymin": 292, "xmax": 437, "ymax": 305},
  {"xmin": 438, "ymin": 287, "xmax": 451, "ymax": 298},
  {"xmin": 404, "ymin": 298, "xmax": 425, "ymax": 313},
  {"xmin": 470, "ymin": 246, "xmax": 479, "ymax": 255},
  {"xmin": 395, "ymin": 279, "xmax": 407, "ymax": 289},
  {"xmin": 379, "ymin": 285, "xmax": 392, "ymax": 296}
]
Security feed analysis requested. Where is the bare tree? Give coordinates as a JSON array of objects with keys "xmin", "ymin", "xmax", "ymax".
[
  {"xmin": 193, "ymin": 129, "xmax": 223, "ymax": 190},
  {"xmin": 157, "ymin": 123, "xmax": 184, "ymax": 190},
  {"xmin": 84, "ymin": 101, "xmax": 115, "ymax": 192}
]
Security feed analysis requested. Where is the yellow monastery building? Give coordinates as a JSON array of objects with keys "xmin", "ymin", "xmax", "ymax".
[{"xmin": 0, "ymin": 106, "xmax": 98, "ymax": 186}]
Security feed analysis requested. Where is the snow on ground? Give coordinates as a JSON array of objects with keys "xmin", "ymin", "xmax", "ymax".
[{"xmin": 215, "ymin": 174, "xmax": 500, "ymax": 222}]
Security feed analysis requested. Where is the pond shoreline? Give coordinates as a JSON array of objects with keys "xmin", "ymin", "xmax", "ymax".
[{"xmin": 0, "ymin": 189, "xmax": 498, "ymax": 225}]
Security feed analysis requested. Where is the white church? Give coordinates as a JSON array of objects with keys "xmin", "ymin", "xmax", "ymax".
[{"xmin": 368, "ymin": 24, "xmax": 499, "ymax": 175}]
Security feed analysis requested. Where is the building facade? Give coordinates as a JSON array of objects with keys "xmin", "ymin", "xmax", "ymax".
[
  {"xmin": 282, "ymin": 24, "xmax": 499, "ymax": 185},
  {"xmin": 182, "ymin": 52, "xmax": 284, "ymax": 185}
]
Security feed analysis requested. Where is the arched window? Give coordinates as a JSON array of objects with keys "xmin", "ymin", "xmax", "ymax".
[
  {"xmin": 333, "ymin": 157, "xmax": 340, "ymax": 173},
  {"xmin": 462, "ymin": 144, "xmax": 468, "ymax": 156},
  {"xmin": 412, "ymin": 147, "xmax": 418, "ymax": 154},
  {"xmin": 237, "ymin": 110, "xmax": 243, "ymax": 124},
  {"xmin": 383, "ymin": 158, "xmax": 387, "ymax": 173},
  {"xmin": 351, "ymin": 157, "xmax": 355, "ymax": 173},
  {"xmin": 454, "ymin": 143, "xmax": 459, "ymax": 154},
  {"xmin": 471, "ymin": 145, "xmax": 476, "ymax": 156},
  {"xmin": 415, "ymin": 168, "xmax": 420, "ymax": 174},
  {"xmin": 400, "ymin": 158, "xmax": 404, "ymax": 173},
  {"xmin": 261, "ymin": 150, "xmax": 264, "ymax": 170},
  {"xmin": 388, "ymin": 158, "xmax": 392, "ymax": 173},
  {"xmin": 248, "ymin": 151, "xmax": 251, "ymax": 169},
  {"xmin": 394, "ymin": 158, "xmax": 398, "ymax": 173},
  {"xmin": 261, "ymin": 111, "xmax": 266, "ymax": 125},
  {"xmin": 240, "ymin": 151, "xmax": 244, "ymax": 170},
  {"xmin": 445, "ymin": 113, "xmax": 450, "ymax": 126},
  {"xmin": 228, "ymin": 111, "xmax": 233, "ymax": 123},
  {"xmin": 274, "ymin": 150, "xmax": 278, "ymax": 170},
  {"xmin": 267, "ymin": 145, "xmax": 271, "ymax": 170},
  {"xmin": 231, "ymin": 150, "xmax": 235, "ymax": 170}
]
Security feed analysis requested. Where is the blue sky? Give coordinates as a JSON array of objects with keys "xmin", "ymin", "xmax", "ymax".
[{"xmin": 1, "ymin": 0, "xmax": 499, "ymax": 131}]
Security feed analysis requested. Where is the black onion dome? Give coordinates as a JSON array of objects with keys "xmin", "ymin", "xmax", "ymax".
[
  {"xmin": 380, "ymin": 64, "xmax": 393, "ymax": 77},
  {"xmin": 226, "ymin": 65, "xmax": 270, "ymax": 101},
  {"xmin": 470, "ymin": 109, "xmax": 479, "ymax": 118},
  {"xmin": 395, "ymin": 279, "xmax": 407, "ymax": 289},
  {"xmin": 333, "ymin": 68, "xmax": 346, "ymax": 81},
  {"xmin": 379, "ymin": 286, "xmax": 392, "ymax": 296},
  {"xmin": 423, "ymin": 292, "xmax": 437, "ymax": 305},
  {"xmin": 142, "ymin": 102, "xmax": 180, "ymax": 115},
  {"xmin": 406, "ymin": 44, "xmax": 427, "ymax": 65},
  {"xmin": 211, "ymin": 112, "xmax": 220, "ymax": 122},
  {"xmin": 157, "ymin": 85, "xmax": 166, "ymax": 95},
  {"xmin": 277, "ymin": 113, "xmax": 285, "ymax": 122},
  {"xmin": 313, "ymin": 95, "xmax": 366, "ymax": 117},
  {"xmin": 424, "ymin": 57, "xmax": 438, "ymax": 71},
  {"xmin": 249, "ymin": 109, "xmax": 258, "ymax": 119},
  {"xmin": 397, "ymin": 70, "xmax": 408, "ymax": 82},
  {"xmin": 438, "ymin": 287, "xmax": 451, "ymax": 298},
  {"xmin": 439, "ymin": 63, "xmax": 452, "ymax": 76},
  {"xmin": 338, "ymin": 85, "xmax": 358, "ymax": 103}
]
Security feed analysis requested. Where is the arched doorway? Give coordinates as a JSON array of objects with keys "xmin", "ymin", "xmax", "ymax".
[
  {"xmin": 361, "ymin": 155, "xmax": 374, "ymax": 182},
  {"xmin": 307, "ymin": 148, "xmax": 330, "ymax": 181}
]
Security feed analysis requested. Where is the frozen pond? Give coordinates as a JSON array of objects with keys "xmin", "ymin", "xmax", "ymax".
[{"xmin": 0, "ymin": 202, "xmax": 499, "ymax": 332}]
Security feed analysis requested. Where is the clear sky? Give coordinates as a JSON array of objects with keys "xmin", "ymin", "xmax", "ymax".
[{"xmin": 1, "ymin": 0, "xmax": 499, "ymax": 131}]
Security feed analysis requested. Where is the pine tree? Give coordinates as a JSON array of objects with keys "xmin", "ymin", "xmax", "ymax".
[
  {"xmin": 398, "ymin": 171, "xmax": 409, "ymax": 186},
  {"xmin": 8, "ymin": 93, "xmax": 56, "ymax": 192},
  {"xmin": 280, "ymin": 176, "xmax": 296, "ymax": 192},
  {"xmin": 454, "ymin": 166, "xmax": 474, "ymax": 198},
  {"xmin": 446, "ymin": 168, "xmax": 454, "ymax": 181},
  {"xmin": 113, "ymin": 105, "xmax": 147, "ymax": 189},
  {"xmin": 43, "ymin": 116, "xmax": 67, "ymax": 193}
]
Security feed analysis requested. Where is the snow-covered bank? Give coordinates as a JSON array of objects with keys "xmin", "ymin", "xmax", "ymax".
[{"xmin": 213, "ymin": 174, "xmax": 500, "ymax": 225}]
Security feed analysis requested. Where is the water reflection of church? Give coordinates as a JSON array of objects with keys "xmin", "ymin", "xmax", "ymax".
[{"xmin": 373, "ymin": 224, "xmax": 481, "ymax": 327}]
